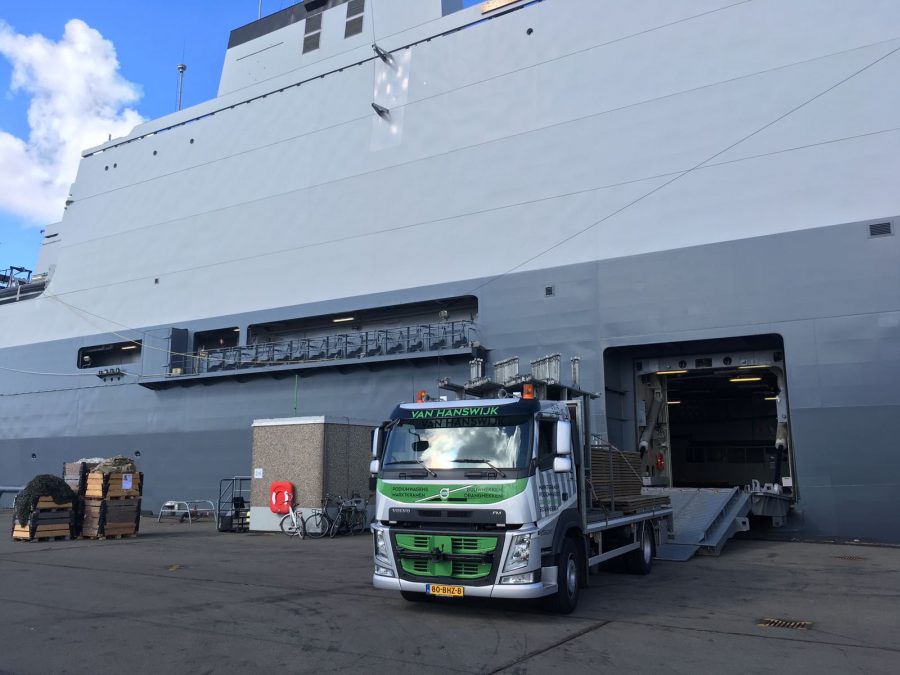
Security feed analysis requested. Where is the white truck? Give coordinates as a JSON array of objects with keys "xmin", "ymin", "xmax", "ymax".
[{"xmin": 370, "ymin": 382, "xmax": 673, "ymax": 612}]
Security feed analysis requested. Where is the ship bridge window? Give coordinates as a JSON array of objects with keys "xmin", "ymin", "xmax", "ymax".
[
  {"xmin": 194, "ymin": 328, "xmax": 240, "ymax": 352},
  {"xmin": 303, "ymin": 11, "xmax": 323, "ymax": 53},
  {"xmin": 345, "ymin": 0, "xmax": 365, "ymax": 37},
  {"xmin": 78, "ymin": 341, "xmax": 142, "ymax": 369}
]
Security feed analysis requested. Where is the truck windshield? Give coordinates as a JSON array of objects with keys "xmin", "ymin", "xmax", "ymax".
[{"xmin": 383, "ymin": 415, "xmax": 532, "ymax": 471}]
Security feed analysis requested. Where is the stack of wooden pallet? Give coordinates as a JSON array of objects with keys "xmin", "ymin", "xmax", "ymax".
[
  {"xmin": 590, "ymin": 446, "xmax": 670, "ymax": 513},
  {"xmin": 11, "ymin": 496, "xmax": 74, "ymax": 542},
  {"xmin": 79, "ymin": 472, "xmax": 143, "ymax": 539}
]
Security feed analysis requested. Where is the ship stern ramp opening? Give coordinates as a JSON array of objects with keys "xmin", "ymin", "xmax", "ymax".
[{"xmin": 603, "ymin": 335, "xmax": 794, "ymax": 560}]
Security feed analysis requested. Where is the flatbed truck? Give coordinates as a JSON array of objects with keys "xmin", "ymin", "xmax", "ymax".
[{"xmin": 370, "ymin": 382, "xmax": 673, "ymax": 612}]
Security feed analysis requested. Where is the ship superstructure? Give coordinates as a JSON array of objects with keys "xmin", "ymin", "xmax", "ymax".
[{"xmin": 1, "ymin": 0, "xmax": 898, "ymax": 542}]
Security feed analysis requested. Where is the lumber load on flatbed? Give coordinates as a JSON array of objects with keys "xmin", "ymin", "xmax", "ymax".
[
  {"xmin": 589, "ymin": 446, "xmax": 643, "ymax": 500},
  {"xmin": 595, "ymin": 495, "xmax": 671, "ymax": 514}
]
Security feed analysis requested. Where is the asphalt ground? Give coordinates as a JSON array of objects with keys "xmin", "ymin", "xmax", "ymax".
[{"xmin": 1, "ymin": 513, "xmax": 898, "ymax": 674}]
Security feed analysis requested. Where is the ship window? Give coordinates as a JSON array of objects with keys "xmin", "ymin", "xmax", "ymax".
[
  {"xmin": 345, "ymin": 0, "xmax": 365, "ymax": 37},
  {"xmin": 194, "ymin": 328, "xmax": 240, "ymax": 352},
  {"xmin": 303, "ymin": 12, "xmax": 323, "ymax": 53},
  {"xmin": 305, "ymin": 13, "xmax": 322, "ymax": 33},
  {"xmin": 78, "ymin": 341, "xmax": 142, "ymax": 369},
  {"xmin": 303, "ymin": 33, "xmax": 321, "ymax": 53}
]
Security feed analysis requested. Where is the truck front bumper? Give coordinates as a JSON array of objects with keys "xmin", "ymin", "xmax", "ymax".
[{"xmin": 373, "ymin": 566, "xmax": 558, "ymax": 599}]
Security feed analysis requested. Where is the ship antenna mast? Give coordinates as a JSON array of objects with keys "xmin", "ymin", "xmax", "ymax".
[{"xmin": 176, "ymin": 62, "xmax": 187, "ymax": 111}]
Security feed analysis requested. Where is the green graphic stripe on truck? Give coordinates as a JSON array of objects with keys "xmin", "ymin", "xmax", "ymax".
[{"xmin": 377, "ymin": 478, "xmax": 528, "ymax": 504}]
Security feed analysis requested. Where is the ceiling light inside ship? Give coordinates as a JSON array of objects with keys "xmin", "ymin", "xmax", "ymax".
[
  {"xmin": 657, "ymin": 370, "xmax": 688, "ymax": 375},
  {"xmin": 730, "ymin": 377, "xmax": 762, "ymax": 383},
  {"xmin": 332, "ymin": 316, "xmax": 355, "ymax": 323}
]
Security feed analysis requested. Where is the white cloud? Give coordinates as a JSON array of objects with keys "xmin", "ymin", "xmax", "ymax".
[{"xmin": 0, "ymin": 19, "xmax": 144, "ymax": 225}]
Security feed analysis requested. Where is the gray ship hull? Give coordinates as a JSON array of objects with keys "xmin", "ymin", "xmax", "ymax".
[{"xmin": 3, "ymin": 216, "xmax": 898, "ymax": 541}]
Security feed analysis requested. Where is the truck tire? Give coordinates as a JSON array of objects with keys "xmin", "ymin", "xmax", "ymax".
[
  {"xmin": 545, "ymin": 537, "xmax": 580, "ymax": 614},
  {"xmin": 625, "ymin": 522, "xmax": 654, "ymax": 575},
  {"xmin": 400, "ymin": 590, "xmax": 431, "ymax": 603}
]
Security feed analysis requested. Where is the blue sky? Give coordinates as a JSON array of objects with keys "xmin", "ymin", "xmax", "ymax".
[{"xmin": 0, "ymin": 1, "xmax": 480, "ymax": 273}]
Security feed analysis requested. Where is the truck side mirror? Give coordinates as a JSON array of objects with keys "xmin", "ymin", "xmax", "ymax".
[
  {"xmin": 370, "ymin": 459, "xmax": 381, "ymax": 475},
  {"xmin": 553, "ymin": 457, "xmax": 572, "ymax": 473},
  {"xmin": 556, "ymin": 420, "xmax": 572, "ymax": 456},
  {"xmin": 371, "ymin": 427, "xmax": 384, "ymax": 458}
]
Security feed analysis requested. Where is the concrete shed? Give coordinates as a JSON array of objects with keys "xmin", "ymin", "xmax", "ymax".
[{"xmin": 249, "ymin": 416, "xmax": 374, "ymax": 531}]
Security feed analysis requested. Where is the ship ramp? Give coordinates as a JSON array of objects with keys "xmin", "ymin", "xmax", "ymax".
[{"xmin": 643, "ymin": 487, "xmax": 750, "ymax": 561}]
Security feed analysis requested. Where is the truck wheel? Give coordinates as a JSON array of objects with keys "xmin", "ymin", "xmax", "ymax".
[
  {"xmin": 400, "ymin": 590, "xmax": 431, "ymax": 603},
  {"xmin": 545, "ymin": 537, "xmax": 580, "ymax": 614},
  {"xmin": 625, "ymin": 523, "xmax": 654, "ymax": 575}
]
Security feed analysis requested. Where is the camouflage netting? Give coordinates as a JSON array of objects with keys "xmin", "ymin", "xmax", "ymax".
[
  {"xmin": 15, "ymin": 475, "xmax": 76, "ymax": 527},
  {"xmin": 91, "ymin": 455, "xmax": 137, "ymax": 474}
]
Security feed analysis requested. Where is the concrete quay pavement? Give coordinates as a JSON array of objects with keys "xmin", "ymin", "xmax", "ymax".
[{"xmin": 1, "ymin": 513, "xmax": 898, "ymax": 674}]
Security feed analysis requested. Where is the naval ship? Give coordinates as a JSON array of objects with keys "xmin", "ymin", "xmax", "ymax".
[{"xmin": 1, "ymin": 0, "xmax": 898, "ymax": 543}]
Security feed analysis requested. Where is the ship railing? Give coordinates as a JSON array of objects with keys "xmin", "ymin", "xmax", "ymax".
[{"xmin": 177, "ymin": 320, "xmax": 474, "ymax": 376}]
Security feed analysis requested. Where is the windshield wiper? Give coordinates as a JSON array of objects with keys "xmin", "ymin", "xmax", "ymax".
[
  {"xmin": 385, "ymin": 459, "xmax": 437, "ymax": 478},
  {"xmin": 451, "ymin": 459, "xmax": 507, "ymax": 478}
]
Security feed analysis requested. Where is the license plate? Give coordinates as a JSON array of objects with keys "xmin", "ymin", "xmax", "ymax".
[{"xmin": 426, "ymin": 584, "xmax": 464, "ymax": 597}]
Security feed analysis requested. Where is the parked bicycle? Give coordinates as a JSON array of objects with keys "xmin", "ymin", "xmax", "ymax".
[
  {"xmin": 279, "ymin": 505, "xmax": 307, "ymax": 538},
  {"xmin": 306, "ymin": 492, "xmax": 369, "ymax": 538}
]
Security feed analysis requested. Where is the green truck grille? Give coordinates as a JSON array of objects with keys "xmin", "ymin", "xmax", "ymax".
[{"xmin": 395, "ymin": 534, "xmax": 497, "ymax": 580}]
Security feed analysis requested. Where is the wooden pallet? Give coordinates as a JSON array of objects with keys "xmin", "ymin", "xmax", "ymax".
[
  {"xmin": 12, "ymin": 521, "xmax": 72, "ymax": 541},
  {"xmin": 11, "ymin": 498, "xmax": 75, "ymax": 541},
  {"xmin": 33, "ymin": 496, "xmax": 73, "ymax": 511},
  {"xmin": 79, "ymin": 497, "xmax": 141, "ymax": 539},
  {"xmin": 84, "ymin": 472, "xmax": 143, "ymax": 499}
]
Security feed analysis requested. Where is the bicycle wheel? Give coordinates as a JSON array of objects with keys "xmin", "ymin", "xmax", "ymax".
[
  {"xmin": 306, "ymin": 511, "xmax": 330, "ymax": 539},
  {"xmin": 329, "ymin": 512, "xmax": 343, "ymax": 538},
  {"xmin": 350, "ymin": 509, "xmax": 366, "ymax": 535},
  {"xmin": 279, "ymin": 513, "xmax": 300, "ymax": 537}
]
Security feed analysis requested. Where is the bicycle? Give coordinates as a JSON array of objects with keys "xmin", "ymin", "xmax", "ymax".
[
  {"xmin": 306, "ymin": 493, "xmax": 369, "ymax": 538},
  {"xmin": 305, "ymin": 494, "xmax": 338, "ymax": 539},
  {"xmin": 279, "ymin": 505, "xmax": 307, "ymax": 538}
]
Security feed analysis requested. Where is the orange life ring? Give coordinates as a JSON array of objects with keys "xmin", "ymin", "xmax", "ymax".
[{"xmin": 269, "ymin": 481, "xmax": 294, "ymax": 514}]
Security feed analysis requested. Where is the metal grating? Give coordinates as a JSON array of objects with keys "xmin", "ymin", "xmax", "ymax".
[
  {"xmin": 302, "ymin": 33, "xmax": 321, "ymax": 53},
  {"xmin": 869, "ymin": 222, "xmax": 893, "ymax": 237},
  {"xmin": 347, "ymin": 0, "xmax": 365, "ymax": 16},
  {"xmin": 345, "ymin": 16, "xmax": 364, "ymax": 37},
  {"xmin": 758, "ymin": 618, "xmax": 812, "ymax": 630},
  {"xmin": 834, "ymin": 554, "xmax": 866, "ymax": 561}
]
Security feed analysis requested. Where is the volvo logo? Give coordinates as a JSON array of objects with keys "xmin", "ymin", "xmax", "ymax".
[{"xmin": 439, "ymin": 487, "xmax": 451, "ymax": 501}]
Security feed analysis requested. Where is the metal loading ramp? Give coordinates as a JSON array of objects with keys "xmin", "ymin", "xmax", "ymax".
[{"xmin": 643, "ymin": 487, "xmax": 751, "ymax": 561}]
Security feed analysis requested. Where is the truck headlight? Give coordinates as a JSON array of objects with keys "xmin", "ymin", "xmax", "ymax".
[
  {"xmin": 504, "ymin": 533, "xmax": 532, "ymax": 572},
  {"xmin": 500, "ymin": 572, "xmax": 534, "ymax": 584},
  {"xmin": 374, "ymin": 529, "xmax": 389, "ymax": 562},
  {"xmin": 375, "ymin": 563, "xmax": 395, "ymax": 578}
]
